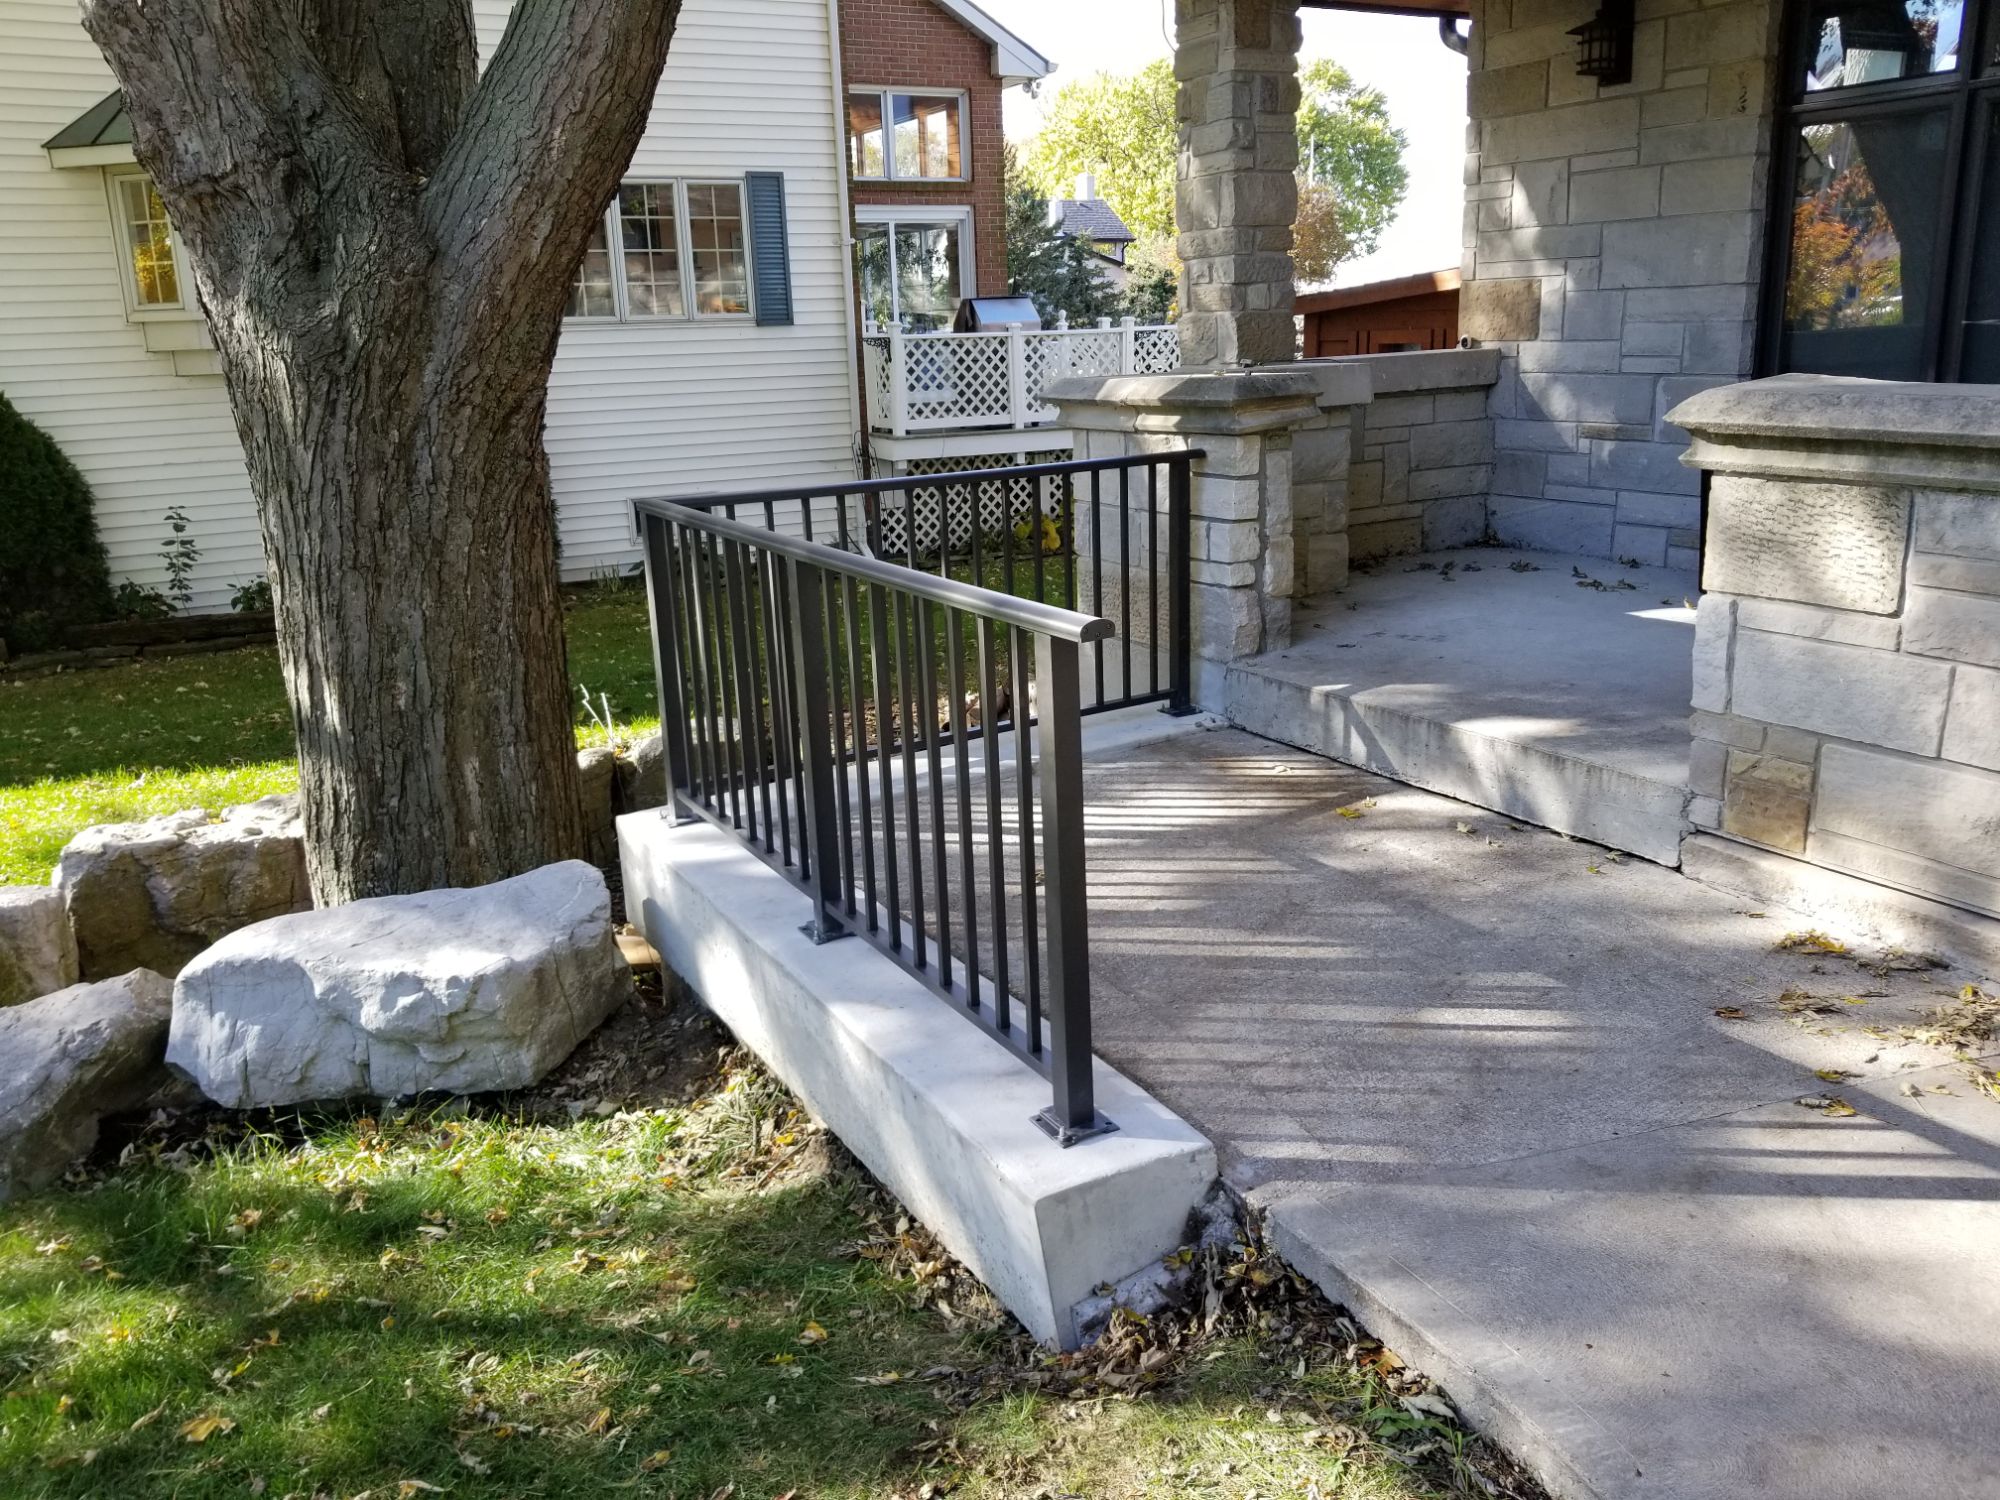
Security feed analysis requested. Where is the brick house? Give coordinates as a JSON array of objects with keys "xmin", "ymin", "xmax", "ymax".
[{"xmin": 840, "ymin": 0, "xmax": 1051, "ymax": 330}]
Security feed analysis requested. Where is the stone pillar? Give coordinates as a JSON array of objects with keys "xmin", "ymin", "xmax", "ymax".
[
  {"xmin": 1670, "ymin": 375, "xmax": 2000, "ymax": 964},
  {"xmin": 1044, "ymin": 369, "xmax": 1347, "ymax": 708},
  {"xmin": 1174, "ymin": 0, "xmax": 1301, "ymax": 367}
]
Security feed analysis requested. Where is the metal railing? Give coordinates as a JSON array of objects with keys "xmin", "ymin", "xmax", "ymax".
[
  {"xmin": 861, "ymin": 318, "xmax": 1179, "ymax": 436},
  {"xmin": 632, "ymin": 451, "xmax": 1198, "ymax": 1145}
]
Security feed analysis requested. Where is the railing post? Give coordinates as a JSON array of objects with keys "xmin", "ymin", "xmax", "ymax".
[
  {"xmin": 639, "ymin": 509, "xmax": 698, "ymax": 822},
  {"xmin": 1031, "ymin": 632, "xmax": 1112, "ymax": 1145},
  {"xmin": 1006, "ymin": 323, "xmax": 1028, "ymax": 432},
  {"xmin": 1119, "ymin": 315, "xmax": 1137, "ymax": 372},
  {"xmin": 1165, "ymin": 457, "xmax": 1195, "ymax": 716},
  {"xmin": 888, "ymin": 329, "xmax": 909, "ymax": 437},
  {"xmin": 785, "ymin": 555, "xmax": 848, "ymax": 944}
]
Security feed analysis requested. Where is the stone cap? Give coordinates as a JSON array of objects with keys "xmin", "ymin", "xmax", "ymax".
[
  {"xmin": 1669, "ymin": 374, "xmax": 2000, "ymax": 449},
  {"xmin": 1042, "ymin": 369, "xmax": 1327, "ymax": 435},
  {"xmin": 1303, "ymin": 346, "xmax": 1501, "ymax": 396}
]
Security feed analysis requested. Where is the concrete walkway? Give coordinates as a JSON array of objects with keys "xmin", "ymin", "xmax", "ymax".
[{"xmin": 1075, "ymin": 727, "xmax": 2000, "ymax": 1500}]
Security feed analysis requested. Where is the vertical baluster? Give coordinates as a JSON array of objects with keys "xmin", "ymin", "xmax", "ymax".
[
  {"xmin": 968, "ymin": 477, "xmax": 984, "ymax": 592},
  {"xmin": 892, "ymin": 590, "xmax": 926, "ymax": 971},
  {"xmin": 1118, "ymin": 463, "xmax": 1132, "ymax": 706},
  {"xmin": 1147, "ymin": 461, "xmax": 1161, "ymax": 698},
  {"xmin": 1089, "ymin": 468, "xmax": 1105, "ymax": 703},
  {"xmin": 1001, "ymin": 471, "xmax": 1016, "ymax": 598},
  {"xmin": 1012, "ymin": 626, "xmax": 1042, "ymax": 1053},
  {"xmin": 1032, "ymin": 472, "xmax": 1047, "ymax": 603},
  {"xmin": 825, "ymin": 558, "xmax": 855, "ymax": 912},
  {"xmin": 763, "ymin": 549, "xmax": 796, "ymax": 865},
  {"xmin": 1168, "ymin": 456, "xmax": 1193, "ymax": 716},
  {"xmin": 677, "ymin": 527, "xmax": 716, "ymax": 813},
  {"xmin": 868, "ymin": 582, "xmax": 901, "ymax": 949},
  {"xmin": 801, "ymin": 493, "xmax": 815, "ymax": 545},
  {"xmin": 639, "ymin": 512, "xmax": 691, "ymax": 815},
  {"xmin": 1063, "ymin": 476, "xmax": 1078, "ymax": 611},
  {"xmin": 1033, "ymin": 631, "xmax": 1099, "ymax": 1141},
  {"xmin": 712, "ymin": 538, "xmax": 747, "ymax": 832},
  {"xmin": 903, "ymin": 486, "xmax": 918, "ymax": 572},
  {"xmin": 945, "ymin": 608, "xmax": 981, "ymax": 1012},
  {"xmin": 917, "ymin": 597, "xmax": 951, "ymax": 988},
  {"xmin": 786, "ymin": 557, "xmax": 844, "ymax": 941},
  {"xmin": 842, "ymin": 574, "xmax": 875, "ymax": 925},
  {"xmin": 976, "ymin": 616, "xmax": 1010, "ymax": 1031},
  {"xmin": 729, "ymin": 540, "xmax": 773, "ymax": 846},
  {"xmin": 700, "ymin": 536, "xmax": 735, "ymax": 819}
]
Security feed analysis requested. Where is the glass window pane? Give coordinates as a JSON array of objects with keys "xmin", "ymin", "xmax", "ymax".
[
  {"xmin": 566, "ymin": 212, "xmax": 616, "ymax": 318},
  {"xmin": 1956, "ymin": 111, "xmax": 2000, "ymax": 377},
  {"xmin": 1780, "ymin": 110, "xmax": 1950, "ymax": 379},
  {"xmin": 892, "ymin": 222, "xmax": 960, "ymax": 331},
  {"xmin": 889, "ymin": 94, "xmax": 962, "ymax": 179},
  {"xmin": 1801, "ymin": 0, "xmax": 1963, "ymax": 91},
  {"xmin": 856, "ymin": 223, "xmax": 894, "ymax": 327},
  {"xmin": 687, "ymin": 182, "xmax": 748, "ymax": 316},
  {"xmin": 619, "ymin": 183, "xmax": 684, "ymax": 318},
  {"xmin": 1982, "ymin": 0, "xmax": 2000, "ymax": 72},
  {"xmin": 848, "ymin": 91, "xmax": 885, "ymax": 177},
  {"xmin": 119, "ymin": 176, "xmax": 180, "ymax": 307}
]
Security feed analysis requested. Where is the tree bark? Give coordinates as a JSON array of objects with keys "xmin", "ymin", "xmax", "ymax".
[{"xmin": 79, "ymin": 0, "xmax": 682, "ymax": 903}]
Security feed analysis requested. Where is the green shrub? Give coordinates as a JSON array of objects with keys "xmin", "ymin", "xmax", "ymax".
[{"xmin": 0, "ymin": 392, "xmax": 113, "ymax": 651}]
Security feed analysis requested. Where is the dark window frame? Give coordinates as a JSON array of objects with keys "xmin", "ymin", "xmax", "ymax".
[{"xmin": 1760, "ymin": 0, "xmax": 2000, "ymax": 381}]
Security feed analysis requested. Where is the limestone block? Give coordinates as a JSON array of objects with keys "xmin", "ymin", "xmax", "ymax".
[
  {"xmin": 617, "ymin": 734, "xmax": 667, "ymax": 812},
  {"xmin": 1612, "ymin": 524, "xmax": 1668, "ymax": 566},
  {"xmin": 1350, "ymin": 517, "xmax": 1423, "ymax": 561},
  {"xmin": 1688, "ymin": 735, "xmax": 1729, "ymax": 797},
  {"xmin": 168, "ymin": 861, "xmax": 631, "ymax": 1108},
  {"xmin": 1423, "ymin": 496, "xmax": 1488, "ymax": 549},
  {"xmin": 1519, "ymin": 340, "xmax": 1622, "ymax": 374},
  {"xmin": 1488, "ymin": 494, "xmax": 1615, "ymax": 554},
  {"xmin": 1690, "ymin": 709, "xmax": 1766, "ymax": 750},
  {"xmin": 1477, "ymin": 225, "xmax": 1603, "ymax": 262},
  {"xmin": 1289, "ymin": 424, "xmax": 1347, "ymax": 483},
  {"xmin": 1459, "ymin": 278, "xmax": 1542, "ymax": 342},
  {"xmin": 1591, "ymin": 439, "xmax": 1700, "ymax": 494},
  {"xmin": 577, "ymin": 746, "xmax": 619, "ymax": 868},
  {"xmin": 1616, "ymin": 490, "xmax": 1701, "ymax": 529},
  {"xmin": 1813, "ymin": 743, "xmax": 2000, "ymax": 908},
  {"xmin": 1722, "ymin": 750, "xmax": 1812, "ymax": 852},
  {"xmin": 1734, "ymin": 597, "xmax": 1900, "ymax": 651},
  {"xmin": 1410, "ymin": 464, "xmax": 1492, "ymax": 502},
  {"xmin": 1483, "ymin": 97, "xmax": 1640, "ymax": 164},
  {"xmin": 1703, "ymin": 475, "xmax": 1908, "ymax": 614},
  {"xmin": 1943, "ymin": 665, "xmax": 2000, "ymax": 772},
  {"xmin": 1191, "ymin": 581, "xmax": 1263, "ymax": 661},
  {"xmin": 1730, "ymin": 629, "xmax": 1950, "ymax": 755},
  {"xmin": 1909, "ymin": 553, "xmax": 2000, "ymax": 598},
  {"xmin": 1691, "ymin": 594, "xmax": 1735, "ymax": 712},
  {"xmin": 1517, "ymin": 373, "xmax": 1657, "ymax": 425},
  {"xmin": 1661, "ymin": 156, "xmax": 1761, "ymax": 215},
  {"xmin": 0, "ymin": 887, "xmax": 77, "ymax": 1008},
  {"xmin": 56, "ymin": 797, "xmax": 311, "ymax": 982},
  {"xmin": 1468, "ymin": 59, "xmax": 1549, "ymax": 119},
  {"xmin": 0, "ymin": 970, "xmax": 172, "ymax": 1201},
  {"xmin": 1903, "ymin": 586, "xmax": 2000, "ymax": 670},
  {"xmin": 1563, "ymin": 290, "xmax": 1625, "ymax": 342},
  {"xmin": 1914, "ymin": 493, "xmax": 2000, "ymax": 560},
  {"xmin": 1600, "ymin": 212, "xmax": 1755, "ymax": 289},
  {"xmin": 1763, "ymin": 726, "xmax": 1822, "ymax": 763},
  {"xmin": 1569, "ymin": 165, "xmax": 1662, "ymax": 223}
]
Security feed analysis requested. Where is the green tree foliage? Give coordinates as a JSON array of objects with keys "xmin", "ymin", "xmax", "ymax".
[
  {"xmin": 1019, "ymin": 56, "xmax": 1409, "ymax": 280},
  {"xmin": 0, "ymin": 392, "xmax": 113, "ymax": 652},
  {"xmin": 1296, "ymin": 59, "xmax": 1409, "ymax": 266},
  {"xmin": 1003, "ymin": 150, "xmax": 1130, "ymax": 325}
]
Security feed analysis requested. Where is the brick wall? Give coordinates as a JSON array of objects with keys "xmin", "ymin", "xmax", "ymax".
[
  {"xmin": 840, "ymin": 0, "xmax": 1008, "ymax": 296},
  {"xmin": 1460, "ymin": 0, "xmax": 1783, "ymax": 568}
]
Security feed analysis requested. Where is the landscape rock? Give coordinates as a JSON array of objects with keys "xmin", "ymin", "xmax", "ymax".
[
  {"xmin": 55, "ymin": 795, "xmax": 311, "ymax": 981},
  {"xmin": 168, "ymin": 860, "xmax": 632, "ymax": 1108},
  {"xmin": 616, "ymin": 733, "xmax": 667, "ymax": 812},
  {"xmin": 577, "ymin": 746, "xmax": 619, "ymax": 866},
  {"xmin": 0, "ymin": 886, "xmax": 78, "ymax": 1006},
  {"xmin": 0, "ymin": 970, "xmax": 173, "ymax": 1200}
]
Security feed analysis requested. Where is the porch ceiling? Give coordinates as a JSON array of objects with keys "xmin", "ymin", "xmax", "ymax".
[{"xmin": 1299, "ymin": 0, "xmax": 1470, "ymax": 19}]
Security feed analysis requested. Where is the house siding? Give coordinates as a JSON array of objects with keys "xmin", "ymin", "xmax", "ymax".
[
  {"xmin": 840, "ymin": 0, "xmax": 1009, "ymax": 297},
  {"xmin": 0, "ymin": 0, "xmax": 857, "ymax": 613}
]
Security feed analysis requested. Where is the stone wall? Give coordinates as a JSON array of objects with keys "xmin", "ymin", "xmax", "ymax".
[
  {"xmin": 1674, "ymin": 378, "xmax": 2000, "ymax": 922},
  {"xmin": 1462, "ymin": 0, "xmax": 1781, "ymax": 566}
]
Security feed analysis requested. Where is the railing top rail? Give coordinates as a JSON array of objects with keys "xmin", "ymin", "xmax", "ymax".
[
  {"xmin": 634, "ymin": 497, "xmax": 1117, "ymax": 646},
  {"xmin": 630, "ymin": 450, "xmax": 1205, "ymax": 515}
]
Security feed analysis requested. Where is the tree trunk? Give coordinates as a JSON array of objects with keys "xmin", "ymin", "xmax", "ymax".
[{"xmin": 81, "ymin": 0, "xmax": 682, "ymax": 904}]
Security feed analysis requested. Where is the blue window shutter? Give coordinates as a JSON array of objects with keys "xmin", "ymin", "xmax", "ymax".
[{"xmin": 747, "ymin": 172, "xmax": 793, "ymax": 327}]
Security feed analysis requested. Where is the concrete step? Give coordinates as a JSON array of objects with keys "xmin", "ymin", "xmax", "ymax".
[{"xmin": 1218, "ymin": 548, "xmax": 1699, "ymax": 865}]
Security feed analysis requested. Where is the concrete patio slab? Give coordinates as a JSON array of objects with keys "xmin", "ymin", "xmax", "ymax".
[{"xmin": 1221, "ymin": 547, "xmax": 1699, "ymax": 863}]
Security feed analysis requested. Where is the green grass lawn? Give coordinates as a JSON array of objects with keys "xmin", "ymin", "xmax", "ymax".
[
  {"xmin": 0, "ymin": 590, "xmax": 662, "ymax": 886},
  {"xmin": 0, "ymin": 1014, "xmax": 1532, "ymax": 1500}
]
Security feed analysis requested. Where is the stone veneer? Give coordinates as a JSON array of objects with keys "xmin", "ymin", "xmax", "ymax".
[
  {"xmin": 1463, "ymin": 0, "xmax": 1781, "ymax": 566},
  {"xmin": 1673, "ymin": 376, "xmax": 2000, "ymax": 922}
]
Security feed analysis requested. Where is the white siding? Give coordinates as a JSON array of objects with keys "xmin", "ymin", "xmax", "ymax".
[{"xmin": 0, "ymin": 0, "xmax": 857, "ymax": 612}]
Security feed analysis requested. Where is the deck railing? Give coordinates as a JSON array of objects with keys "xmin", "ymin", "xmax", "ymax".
[
  {"xmin": 861, "ymin": 318, "xmax": 1179, "ymax": 436},
  {"xmin": 632, "ymin": 452, "xmax": 1198, "ymax": 1144}
]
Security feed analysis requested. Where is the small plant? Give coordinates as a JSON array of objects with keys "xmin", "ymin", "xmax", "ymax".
[
  {"xmin": 111, "ymin": 578, "xmax": 173, "ymax": 621},
  {"xmin": 230, "ymin": 575, "xmax": 273, "ymax": 613},
  {"xmin": 577, "ymin": 682, "xmax": 620, "ymax": 741},
  {"xmin": 160, "ymin": 506, "xmax": 200, "ymax": 611}
]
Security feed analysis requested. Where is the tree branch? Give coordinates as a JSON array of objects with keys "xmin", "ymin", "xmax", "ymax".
[{"xmin": 296, "ymin": 0, "xmax": 476, "ymax": 179}]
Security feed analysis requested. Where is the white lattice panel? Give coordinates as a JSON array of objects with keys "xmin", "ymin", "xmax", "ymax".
[
  {"xmin": 863, "ymin": 324, "xmax": 1181, "ymax": 435},
  {"xmin": 1133, "ymin": 327, "xmax": 1179, "ymax": 373},
  {"xmin": 874, "ymin": 454, "xmax": 1070, "ymax": 557}
]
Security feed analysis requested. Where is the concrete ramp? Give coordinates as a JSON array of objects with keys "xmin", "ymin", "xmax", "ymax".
[{"xmin": 1223, "ymin": 547, "xmax": 1698, "ymax": 864}]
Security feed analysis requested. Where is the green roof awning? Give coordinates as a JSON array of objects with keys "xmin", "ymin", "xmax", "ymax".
[{"xmin": 43, "ymin": 91, "xmax": 132, "ymax": 153}]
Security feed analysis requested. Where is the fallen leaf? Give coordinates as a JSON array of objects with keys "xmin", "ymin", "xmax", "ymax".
[
  {"xmin": 1713, "ymin": 1006, "xmax": 1748, "ymax": 1021},
  {"xmin": 1814, "ymin": 1068, "xmax": 1856, "ymax": 1083},
  {"xmin": 639, "ymin": 1449, "xmax": 674, "ymax": 1472},
  {"xmin": 796, "ymin": 1320, "xmax": 828, "ymax": 1345},
  {"xmin": 129, "ymin": 1401, "xmax": 168, "ymax": 1432},
  {"xmin": 176, "ymin": 1412, "xmax": 236, "ymax": 1443},
  {"xmin": 583, "ymin": 1406, "xmax": 612, "ymax": 1435}
]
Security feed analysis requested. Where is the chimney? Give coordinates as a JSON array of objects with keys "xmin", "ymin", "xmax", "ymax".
[{"xmin": 1075, "ymin": 170, "xmax": 1096, "ymax": 201}]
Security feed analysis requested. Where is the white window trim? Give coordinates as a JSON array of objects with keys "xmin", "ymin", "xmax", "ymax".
[
  {"xmin": 102, "ymin": 167, "xmax": 199, "ymax": 323},
  {"xmin": 846, "ymin": 86, "xmax": 970, "ymax": 184},
  {"xmin": 566, "ymin": 177, "xmax": 755, "ymax": 326},
  {"xmin": 853, "ymin": 204, "xmax": 975, "ymax": 329}
]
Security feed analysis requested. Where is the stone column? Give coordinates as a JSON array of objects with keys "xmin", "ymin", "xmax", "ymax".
[
  {"xmin": 1044, "ymin": 368, "xmax": 1354, "ymax": 708},
  {"xmin": 1174, "ymin": 0, "xmax": 1301, "ymax": 367}
]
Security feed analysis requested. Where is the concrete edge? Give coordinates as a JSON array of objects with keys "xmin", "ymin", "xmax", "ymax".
[
  {"xmin": 1680, "ymin": 832, "xmax": 2000, "ymax": 978},
  {"xmin": 1261, "ymin": 1195, "xmax": 1632, "ymax": 1500},
  {"xmin": 618, "ymin": 813, "xmax": 1218, "ymax": 1347}
]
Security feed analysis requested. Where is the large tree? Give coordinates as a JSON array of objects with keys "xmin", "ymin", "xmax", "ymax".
[{"xmin": 81, "ymin": 0, "xmax": 682, "ymax": 904}]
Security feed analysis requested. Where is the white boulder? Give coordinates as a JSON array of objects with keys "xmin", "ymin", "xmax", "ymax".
[
  {"xmin": 577, "ymin": 746, "xmax": 620, "ymax": 866},
  {"xmin": 617, "ymin": 733, "xmax": 667, "ymax": 812},
  {"xmin": 168, "ymin": 860, "xmax": 631, "ymax": 1108},
  {"xmin": 55, "ymin": 795, "xmax": 311, "ymax": 980},
  {"xmin": 0, "ymin": 969, "xmax": 173, "ymax": 1201},
  {"xmin": 0, "ymin": 886, "xmax": 78, "ymax": 1006}
]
